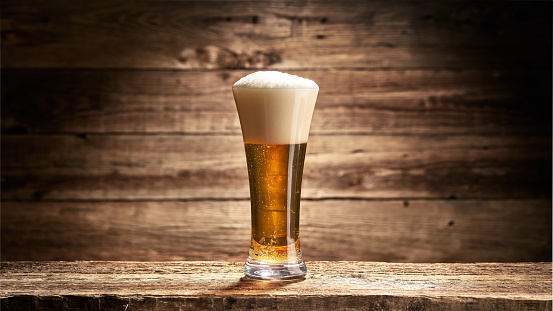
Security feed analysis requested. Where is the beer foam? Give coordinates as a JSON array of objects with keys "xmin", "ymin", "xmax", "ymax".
[
  {"xmin": 233, "ymin": 71, "xmax": 319, "ymax": 89},
  {"xmin": 232, "ymin": 72, "xmax": 319, "ymax": 145}
]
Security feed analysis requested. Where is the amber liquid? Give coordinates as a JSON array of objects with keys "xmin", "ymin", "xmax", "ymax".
[{"xmin": 244, "ymin": 143, "xmax": 306, "ymax": 263}]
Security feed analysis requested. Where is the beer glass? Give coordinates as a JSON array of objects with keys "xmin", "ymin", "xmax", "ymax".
[{"xmin": 232, "ymin": 71, "xmax": 318, "ymax": 280}]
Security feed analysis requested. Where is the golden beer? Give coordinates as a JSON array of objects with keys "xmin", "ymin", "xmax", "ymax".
[
  {"xmin": 233, "ymin": 71, "xmax": 318, "ymax": 280},
  {"xmin": 245, "ymin": 143, "xmax": 306, "ymax": 263}
]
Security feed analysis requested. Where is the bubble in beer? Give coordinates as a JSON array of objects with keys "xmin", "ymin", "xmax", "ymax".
[{"xmin": 233, "ymin": 71, "xmax": 319, "ymax": 89}]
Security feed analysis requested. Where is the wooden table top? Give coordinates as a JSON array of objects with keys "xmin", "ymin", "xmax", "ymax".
[{"xmin": 1, "ymin": 261, "xmax": 551, "ymax": 310}]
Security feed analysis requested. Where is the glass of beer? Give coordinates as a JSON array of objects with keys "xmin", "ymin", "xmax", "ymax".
[{"xmin": 232, "ymin": 71, "xmax": 319, "ymax": 281}]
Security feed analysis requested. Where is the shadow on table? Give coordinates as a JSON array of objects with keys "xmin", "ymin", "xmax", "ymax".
[{"xmin": 217, "ymin": 276, "xmax": 305, "ymax": 294}]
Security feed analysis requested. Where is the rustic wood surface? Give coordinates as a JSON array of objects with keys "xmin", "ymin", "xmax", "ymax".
[
  {"xmin": 1, "ymin": 261, "xmax": 551, "ymax": 311},
  {"xmin": 2, "ymin": 134, "xmax": 550, "ymax": 200},
  {"xmin": 1, "ymin": 1, "xmax": 549, "ymax": 70},
  {"xmin": 2, "ymin": 69, "xmax": 550, "ymax": 135},
  {"xmin": 1, "ymin": 0, "xmax": 551, "ymax": 263},
  {"xmin": 2, "ymin": 200, "xmax": 550, "ymax": 262}
]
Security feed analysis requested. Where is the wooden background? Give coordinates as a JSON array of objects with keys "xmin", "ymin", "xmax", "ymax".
[{"xmin": 1, "ymin": 0, "xmax": 551, "ymax": 263}]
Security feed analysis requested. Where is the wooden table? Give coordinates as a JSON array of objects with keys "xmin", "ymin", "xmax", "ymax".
[{"xmin": 1, "ymin": 261, "xmax": 551, "ymax": 310}]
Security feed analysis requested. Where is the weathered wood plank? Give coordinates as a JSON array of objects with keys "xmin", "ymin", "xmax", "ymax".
[
  {"xmin": 1, "ymin": 261, "xmax": 551, "ymax": 311},
  {"xmin": 1, "ymin": 1, "xmax": 549, "ymax": 69},
  {"xmin": 2, "ymin": 69, "xmax": 550, "ymax": 135},
  {"xmin": 2, "ymin": 134, "xmax": 550, "ymax": 200},
  {"xmin": 1, "ymin": 200, "xmax": 550, "ymax": 262}
]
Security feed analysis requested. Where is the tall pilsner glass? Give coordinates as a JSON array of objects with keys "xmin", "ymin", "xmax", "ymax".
[{"xmin": 232, "ymin": 71, "xmax": 319, "ymax": 280}]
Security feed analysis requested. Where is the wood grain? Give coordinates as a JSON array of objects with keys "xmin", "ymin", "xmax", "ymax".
[
  {"xmin": 2, "ymin": 200, "xmax": 550, "ymax": 262},
  {"xmin": 1, "ymin": 0, "xmax": 551, "ymax": 265},
  {"xmin": 1, "ymin": 261, "xmax": 551, "ymax": 310},
  {"xmin": 2, "ymin": 69, "xmax": 550, "ymax": 135},
  {"xmin": 1, "ymin": 1, "xmax": 549, "ymax": 69},
  {"xmin": 2, "ymin": 134, "xmax": 550, "ymax": 200}
]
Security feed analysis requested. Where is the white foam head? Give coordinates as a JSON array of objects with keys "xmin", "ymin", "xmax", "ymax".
[
  {"xmin": 232, "ymin": 71, "xmax": 319, "ymax": 145},
  {"xmin": 233, "ymin": 71, "xmax": 319, "ymax": 89}
]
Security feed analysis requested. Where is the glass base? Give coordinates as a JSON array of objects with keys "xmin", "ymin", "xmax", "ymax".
[{"xmin": 244, "ymin": 258, "xmax": 307, "ymax": 281}]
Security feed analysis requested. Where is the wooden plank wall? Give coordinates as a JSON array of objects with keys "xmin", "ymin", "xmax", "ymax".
[{"xmin": 1, "ymin": 0, "xmax": 551, "ymax": 263}]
